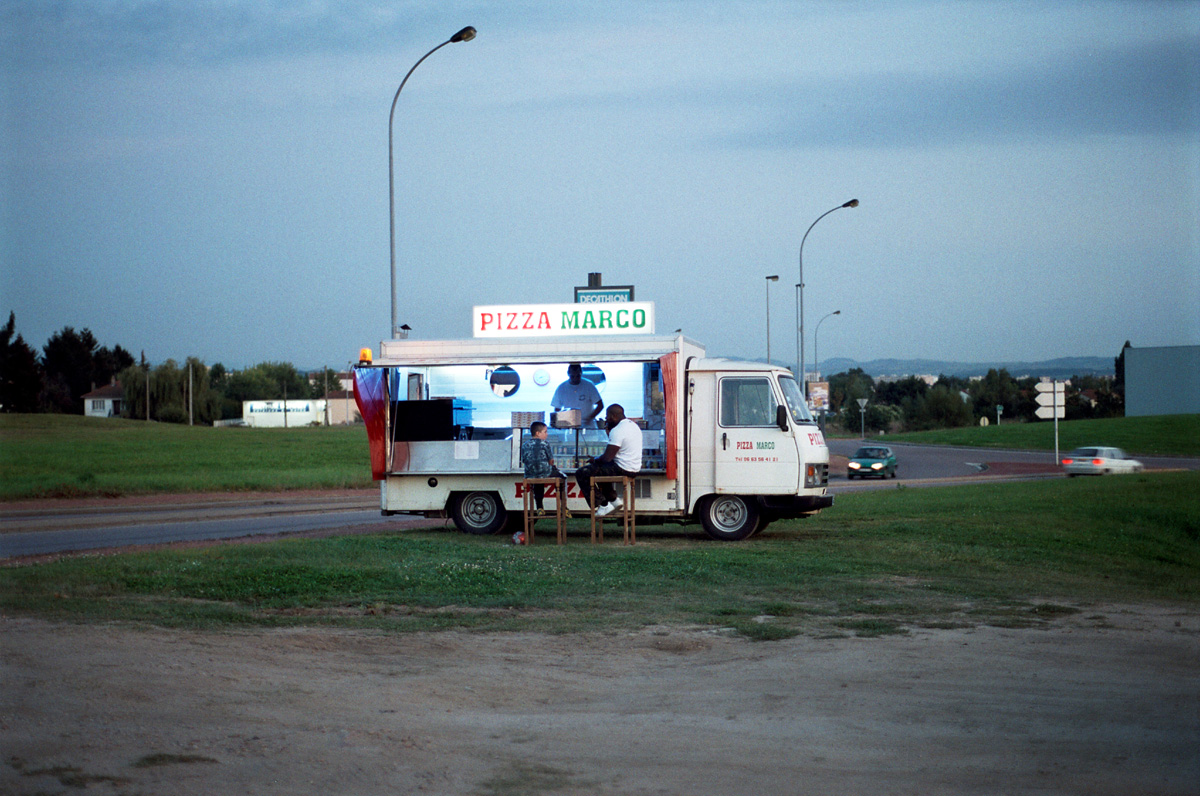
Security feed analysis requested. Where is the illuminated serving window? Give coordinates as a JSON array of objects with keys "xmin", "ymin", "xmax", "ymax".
[
  {"xmin": 410, "ymin": 361, "xmax": 649, "ymax": 429},
  {"xmin": 385, "ymin": 360, "xmax": 667, "ymax": 470}
]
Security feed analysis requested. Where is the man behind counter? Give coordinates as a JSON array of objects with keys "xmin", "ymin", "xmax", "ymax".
[
  {"xmin": 575, "ymin": 403, "xmax": 641, "ymax": 517},
  {"xmin": 551, "ymin": 362, "xmax": 603, "ymax": 427}
]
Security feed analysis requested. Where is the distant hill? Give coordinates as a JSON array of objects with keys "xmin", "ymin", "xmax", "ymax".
[{"xmin": 818, "ymin": 356, "xmax": 1114, "ymax": 380}]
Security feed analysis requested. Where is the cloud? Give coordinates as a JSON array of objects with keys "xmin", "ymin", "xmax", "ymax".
[
  {"xmin": 711, "ymin": 35, "xmax": 1200, "ymax": 149},
  {"xmin": 1, "ymin": 0, "xmax": 466, "ymax": 70}
]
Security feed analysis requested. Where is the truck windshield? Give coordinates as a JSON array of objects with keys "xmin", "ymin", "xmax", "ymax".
[{"xmin": 778, "ymin": 375, "xmax": 816, "ymax": 424}]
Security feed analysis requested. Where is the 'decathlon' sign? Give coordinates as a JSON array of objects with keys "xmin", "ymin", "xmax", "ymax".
[{"xmin": 473, "ymin": 302, "xmax": 656, "ymax": 338}]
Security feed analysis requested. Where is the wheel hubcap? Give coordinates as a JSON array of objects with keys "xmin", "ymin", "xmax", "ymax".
[
  {"xmin": 464, "ymin": 496, "xmax": 496, "ymax": 526},
  {"xmin": 712, "ymin": 498, "xmax": 746, "ymax": 531}
]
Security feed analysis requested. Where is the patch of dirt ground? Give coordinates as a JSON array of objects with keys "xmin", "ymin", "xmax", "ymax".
[{"xmin": 2, "ymin": 608, "xmax": 1198, "ymax": 795}]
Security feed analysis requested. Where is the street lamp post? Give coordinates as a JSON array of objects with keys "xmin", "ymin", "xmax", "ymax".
[
  {"xmin": 389, "ymin": 26, "xmax": 477, "ymax": 340},
  {"xmin": 796, "ymin": 199, "xmax": 858, "ymax": 399},
  {"xmin": 813, "ymin": 309, "xmax": 841, "ymax": 433},
  {"xmin": 813, "ymin": 310, "xmax": 841, "ymax": 383},
  {"xmin": 764, "ymin": 275, "xmax": 779, "ymax": 364}
]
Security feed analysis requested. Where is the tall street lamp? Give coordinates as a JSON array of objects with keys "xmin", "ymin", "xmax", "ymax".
[
  {"xmin": 796, "ymin": 199, "xmax": 858, "ymax": 399},
  {"xmin": 764, "ymin": 275, "xmax": 779, "ymax": 364},
  {"xmin": 389, "ymin": 26, "xmax": 477, "ymax": 340},
  {"xmin": 813, "ymin": 309, "xmax": 841, "ymax": 382}
]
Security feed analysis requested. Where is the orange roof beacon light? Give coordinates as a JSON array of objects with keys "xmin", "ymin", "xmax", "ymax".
[{"xmin": 359, "ymin": 348, "xmax": 373, "ymax": 366}]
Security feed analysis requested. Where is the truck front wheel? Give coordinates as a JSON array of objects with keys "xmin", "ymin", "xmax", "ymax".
[
  {"xmin": 699, "ymin": 495, "xmax": 760, "ymax": 541},
  {"xmin": 451, "ymin": 491, "xmax": 508, "ymax": 535}
]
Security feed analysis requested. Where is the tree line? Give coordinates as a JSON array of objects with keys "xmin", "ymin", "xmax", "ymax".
[
  {"xmin": 824, "ymin": 355, "xmax": 1125, "ymax": 435},
  {"xmin": 0, "ymin": 313, "xmax": 342, "ymax": 424}
]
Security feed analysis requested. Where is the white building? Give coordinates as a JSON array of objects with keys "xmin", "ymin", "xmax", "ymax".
[
  {"xmin": 243, "ymin": 399, "xmax": 327, "ymax": 428},
  {"xmin": 1124, "ymin": 344, "xmax": 1200, "ymax": 417},
  {"xmin": 82, "ymin": 383, "xmax": 124, "ymax": 418}
]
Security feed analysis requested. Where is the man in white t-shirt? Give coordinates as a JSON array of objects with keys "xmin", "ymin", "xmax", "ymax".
[
  {"xmin": 551, "ymin": 363, "xmax": 603, "ymax": 427},
  {"xmin": 575, "ymin": 404, "xmax": 642, "ymax": 516}
]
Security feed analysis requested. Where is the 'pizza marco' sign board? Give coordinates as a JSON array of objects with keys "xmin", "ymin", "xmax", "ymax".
[{"xmin": 473, "ymin": 302, "xmax": 656, "ymax": 338}]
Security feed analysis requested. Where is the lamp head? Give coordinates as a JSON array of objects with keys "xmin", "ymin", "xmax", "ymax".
[
  {"xmin": 451, "ymin": 26, "xmax": 477, "ymax": 43},
  {"xmin": 843, "ymin": 199, "xmax": 859, "ymax": 208},
  {"xmin": 766, "ymin": 275, "xmax": 779, "ymax": 281},
  {"xmin": 833, "ymin": 310, "xmax": 842, "ymax": 315}
]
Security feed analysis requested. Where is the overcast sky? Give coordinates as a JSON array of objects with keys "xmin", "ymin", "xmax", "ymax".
[{"xmin": 3, "ymin": 1, "xmax": 1197, "ymax": 372}]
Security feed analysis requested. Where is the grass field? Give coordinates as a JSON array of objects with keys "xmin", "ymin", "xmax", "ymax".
[
  {"xmin": 2, "ymin": 472, "xmax": 1196, "ymax": 639},
  {"xmin": 3, "ymin": 413, "xmax": 1196, "ymax": 502},
  {"xmin": 0, "ymin": 414, "xmax": 372, "ymax": 500},
  {"xmin": 877, "ymin": 413, "xmax": 1199, "ymax": 456}
]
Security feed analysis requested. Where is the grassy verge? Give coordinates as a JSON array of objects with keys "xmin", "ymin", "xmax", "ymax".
[
  {"xmin": 5, "ymin": 414, "xmax": 1194, "ymax": 502},
  {"xmin": 2, "ymin": 472, "xmax": 1196, "ymax": 639},
  {"xmin": 0, "ymin": 414, "xmax": 372, "ymax": 500},
  {"xmin": 878, "ymin": 414, "xmax": 1199, "ymax": 456}
]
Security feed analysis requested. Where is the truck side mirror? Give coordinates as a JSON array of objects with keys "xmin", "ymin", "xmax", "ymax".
[{"xmin": 776, "ymin": 404, "xmax": 789, "ymax": 432}]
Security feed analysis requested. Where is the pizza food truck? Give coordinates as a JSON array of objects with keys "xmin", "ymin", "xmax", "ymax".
[{"xmin": 353, "ymin": 302, "xmax": 832, "ymax": 541}]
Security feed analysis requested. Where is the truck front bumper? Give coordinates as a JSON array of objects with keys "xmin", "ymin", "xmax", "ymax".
[{"xmin": 758, "ymin": 494, "xmax": 834, "ymax": 518}]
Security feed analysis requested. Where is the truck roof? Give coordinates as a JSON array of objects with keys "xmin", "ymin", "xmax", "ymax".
[
  {"xmin": 688, "ymin": 358, "xmax": 797, "ymax": 374},
  {"xmin": 372, "ymin": 334, "xmax": 705, "ymax": 366}
]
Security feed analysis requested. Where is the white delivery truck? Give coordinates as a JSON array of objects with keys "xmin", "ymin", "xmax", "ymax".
[{"xmin": 353, "ymin": 330, "xmax": 832, "ymax": 540}]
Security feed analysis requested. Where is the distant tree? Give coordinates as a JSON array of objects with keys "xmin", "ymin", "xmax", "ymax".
[
  {"xmin": 1113, "ymin": 341, "xmax": 1130, "ymax": 400},
  {"xmin": 1064, "ymin": 374, "xmax": 1123, "ymax": 421},
  {"xmin": 906, "ymin": 384, "xmax": 975, "ymax": 430},
  {"xmin": 40, "ymin": 327, "xmax": 100, "ymax": 413},
  {"xmin": 119, "ymin": 356, "xmax": 222, "ymax": 423},
  {"xmin": 93, "ymin": 344, "xmax": 134, "ymax": 387},
  {"xmin": 118, "ymin": 363, "xmax": 149, "ymax": 420},
  {"xmin": 874, "ymin": 376, "xmax": 927, "ymax": 407},
  {"xmin": 836, "ymin": 400, "xmax": 899, "ymax": 435},
  {"xmin": 1013, "ymin": 376, "xmax": 1039, "ymax": 421},
  {"xmin": 209, "ymin": 362, "xmax": 228, "ymax": 389},
  {"xmin": 827, "ymin": 368, "xmax": 875, "ymax": 415},
  {"xmin": 933, "ymin": 373, "xmax": 970, "ymax": 393},
  {"xmin": 185, "ymin": 357, "xmax": 223, "ymax": 424},
  {"xmin": 0, "ymin": 312, "xmax": 42, "ymax": 412},
  {"xmin": 968, "ymin": 368, "xmax": 1021, "ymax": 422},
  {"xmin": 307, "ymin": 367, "xmax": 343, "ymax": 399}
]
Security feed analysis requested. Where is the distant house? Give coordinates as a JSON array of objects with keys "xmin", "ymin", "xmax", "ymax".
[{"xmin": 83, "ymin": 382, "xmax": 124, "ymax": 418}]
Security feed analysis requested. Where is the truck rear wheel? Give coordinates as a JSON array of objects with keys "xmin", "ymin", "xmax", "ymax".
[
  {"xmin": 451, "ymin": 491, "xmax": 508, "ymax": 535},
  {"xmin": 699, "ymin": 495, "xmax": 760, "ymax": 541}
]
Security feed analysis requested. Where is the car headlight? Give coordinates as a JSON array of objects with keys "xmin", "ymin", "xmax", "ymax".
[
  {"xmin": 848, "ymin": 462, "xmax": 861, "ymax": 469},
  {"xmin": 871, "ymin": 462, "xmax": 883, "ymax": 469}
]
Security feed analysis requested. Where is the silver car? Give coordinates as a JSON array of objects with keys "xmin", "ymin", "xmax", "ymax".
[{"xmin": 1061, "ymin": 446, "xmax": 1144, "ymax": 476}]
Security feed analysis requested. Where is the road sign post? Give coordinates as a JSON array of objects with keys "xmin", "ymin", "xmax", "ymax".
[
  {"xmin": 1035, "ymin": 381, "xmax": 1064, "ymax": 465},
  {"xmin": 856, "ymin": 397, "xmax": 868, "ymax": 439}
]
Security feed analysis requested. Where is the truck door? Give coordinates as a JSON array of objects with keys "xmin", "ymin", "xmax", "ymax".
[{"xmin": 713, "ymin": 375, "xmax": 799, "ymax": 494}]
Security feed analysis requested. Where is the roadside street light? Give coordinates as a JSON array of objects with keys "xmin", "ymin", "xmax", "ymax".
[
  {"xmin": 813, "ymin": 309, "xmax": 841, "ymax": 433},
  {"xmin": 813, "ymin": 310, "xmax": 841, "ymax": 383},
  {"xmin": 388, "ymin": 26, "xmax": 477, "ymax": 340},
  {"xmin": 796, "ymin": 199, "xmax": 858, "ymax": 399},
  {"xmin": 764, "ymin": 275, "xmax": 779, "ymax": 364}
]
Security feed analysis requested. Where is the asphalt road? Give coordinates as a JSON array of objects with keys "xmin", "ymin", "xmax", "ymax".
[{"xmin": 3, "ymin": 444, "xmax": 1195, "ymax": 559}]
